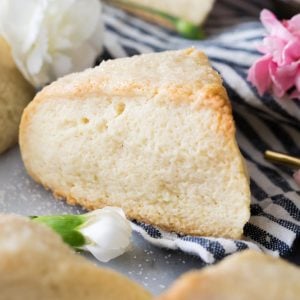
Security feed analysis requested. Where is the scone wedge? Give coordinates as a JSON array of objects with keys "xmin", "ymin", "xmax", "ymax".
[
  {"xmin": 20, "ymin": 48, "xmax": 250, "ymax": 238},
  {"xmin": 157, "ymin": 250, "xmax": 300, "ymax": 300},
  {"xmin": 0, "ymin": 214, "xmax": 151, "ymax": 300}
]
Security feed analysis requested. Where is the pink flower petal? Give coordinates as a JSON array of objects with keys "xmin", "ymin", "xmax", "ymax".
[
  {"xmin": 269, "ymin": 61, "xmax": 286, "ymax": 98},
  {"xmin": 269, "ymin": 62, "xmax": 298, "ymax": 97},
  {"xmin": 260, "ymin": 9, "xmax": 292, "ymax": 41},
  {"xmin": 260, "ymin": 9, "xmax": 279, "ymax": 32},
  {"xmin": 277, "ymin": 62, "xmax": 299, "ymax": 90},
  {"xmin": 282, "ymin": 38, "xmax": 300, "ymax": 64},
  {"xmin": 295, "ymin": 68, "xmax": 300, "ymax": 92},
  {"xmin": 248, "ymin": 54, "xmax": 273, "ymax": 95},
  {"xmin": 258, "ymin": 36, "xmax": 285, "ymax": 57},
  {"xmin": 293, "ymin": 169, "xmax": 300, "ymax": 186},
  {"xmin": 287, "ymin": 14, "xmax": 300, "ymax": 36}
]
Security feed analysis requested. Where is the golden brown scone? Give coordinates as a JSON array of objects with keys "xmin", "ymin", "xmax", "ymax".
[
  {"xmin": 0, "ymin": 214, "xmax": 151, "ymax": 300},
  {"xmin": 157, "ymin": 250, "xmax": 300, "ymax": 300},
  {"xmin": 20, "ymin": 48, "xmax": 250, "ymax": 238},
  {"xmin": 106, "ymin": 0, "xmax": 215, "ymax": 29},
  {"xmin": 0, "ymin": 37, "xmax": 35, "ymax": 154}
]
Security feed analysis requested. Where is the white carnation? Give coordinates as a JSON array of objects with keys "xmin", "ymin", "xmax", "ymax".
[{"xmin": 0, "ymin": 0, "xmax": 103, "ymax": 87}]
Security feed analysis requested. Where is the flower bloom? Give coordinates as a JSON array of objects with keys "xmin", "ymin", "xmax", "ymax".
[
  {"xmin": 248, "ymin": 9, "xmax": 300, "ymax": 99},
  {"xmin": 79, "ymin": 207, "xmax": 132, "ymax": 262},
  {"xmin": 32, "ymin": 207, "xmax": 132, "ymax": 262},
  {"xmin": 0, "ymin": 0, "xmax": 103, "ymax": 87}
]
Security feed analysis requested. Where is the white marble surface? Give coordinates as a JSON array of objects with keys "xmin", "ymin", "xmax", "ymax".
[{"xmin": 0, "ymin": 146, "xmax": 205, "ymax": 295}]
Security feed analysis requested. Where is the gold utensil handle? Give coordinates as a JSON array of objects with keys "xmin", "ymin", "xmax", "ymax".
[{"xmin": 264, "ymin": 150, "xmax": 300, "ymax": 168}]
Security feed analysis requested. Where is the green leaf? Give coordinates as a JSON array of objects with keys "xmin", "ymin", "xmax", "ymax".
[{"xmin": 31, "ymin": 215, "xmax": 86, "ymax": 248}]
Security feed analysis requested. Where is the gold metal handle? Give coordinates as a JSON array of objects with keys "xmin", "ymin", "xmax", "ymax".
[{"xmin": 264, "ymin": 150, "xmax": 300, "ymax": 168}]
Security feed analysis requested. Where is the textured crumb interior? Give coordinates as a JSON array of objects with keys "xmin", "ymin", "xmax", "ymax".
[{"xmin": 22, "ymin": 95, "xmax": 249, "ymax": 238}]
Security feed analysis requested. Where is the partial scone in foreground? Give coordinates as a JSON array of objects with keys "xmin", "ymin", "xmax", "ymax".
[
  {"xmin": 0, "ymin": 214, "xmax": 151, "ymax": 300},
  {"xmin": 0, "ymin": 37, "xmax": 35, "ymax": 154},
  {"xmin": 157, "ymin": 250, "xmax": 300, "ymax": 300},
  {"xmin": 20, "ymin": 48, "xmax": 250, "ymax": 238}
]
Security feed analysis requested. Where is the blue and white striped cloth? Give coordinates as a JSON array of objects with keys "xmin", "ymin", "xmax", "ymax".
[{"xmin": 101, "ymin": 0, "xmax": 300, "ymax": 263}]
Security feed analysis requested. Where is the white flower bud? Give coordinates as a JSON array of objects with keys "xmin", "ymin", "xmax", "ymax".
[{"xmin": 79, "ymin": 207, "xmax": 132, "ymax": 262}]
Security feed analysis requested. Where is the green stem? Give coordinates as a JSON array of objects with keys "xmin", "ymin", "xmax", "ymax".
[
  {"xmin": 112, "ymin": 0, "xmax": 204, "ymax": 39},
  {"xmin": 31, "ymin": 215, "xmax": 86, "ymax": 248}
]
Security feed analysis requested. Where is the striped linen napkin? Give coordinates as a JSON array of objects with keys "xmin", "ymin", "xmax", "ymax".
[{"xmin": 101, "ymin": 0, "xmax": 300, "ymax": 263}]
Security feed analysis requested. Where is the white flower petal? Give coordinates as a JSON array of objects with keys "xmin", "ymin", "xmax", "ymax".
[
  {"xmin": 69, "ymin": 43, "xmax": 99, "ymax": 73},
  {"xmin": 84, "ymin": 244, "xmax": 128, "ymax": 263},
  {"xmin": 81, "ymin": 218, "xmax": 118, "ymax": 247},
  {"xmin": 89, "ymin": 18, "xmax": 105, "ymax": 51},
  {"xmin": 81, "ymin": 215, "xmax": 131, "ymax": 248},
  {"xmin": 26, "ymin": 28, "xmax": 48, "ymax": 75},
  {"xmin": 80, "ymin": 207, "xmax": 132, "ymax": 262},
  {"xmin": 59, "ymin": 0, "xmax": 101, "ymax": 46},
  {"xmin": 0, "ymin": 0, "xmax": 47, "ymax": 53},
  {"xmin": 52, "ymin": 54, "xmax": 72, "ymax": 78},
  {"xmin": 0, "ymin": 0, "xmax": 103, "ymax": 87}
]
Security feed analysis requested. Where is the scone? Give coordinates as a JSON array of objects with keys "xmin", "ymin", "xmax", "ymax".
[
  {"xmin": 107, "ymin": 0, "xmax": 215, "ymax": 30},
  {"xmin": 0, "ymin": 214, "xmax": 151, "ymax": 300},
  {"xmin": 157, "ymin": 250, "xmax": 300, "ymax": 300},
  {"xmin": 20, "ymin": 48, "xmax": 250, "ymax": 238},
  {"xmin": 0, "ymin": 37, "xmax": 35, "ymax": 154}
]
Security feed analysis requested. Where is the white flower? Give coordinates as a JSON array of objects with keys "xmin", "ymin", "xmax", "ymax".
[
  {"xmin": 32, "ymin": 207, "xmax": 132, "ymax": 262},
  {"xmin": 0, "ymin": 0, "xmax": 103, "ymax": 87},
  {"xmin": 79, "ymin": 207, "xmax": 132, "ymax": 262}
]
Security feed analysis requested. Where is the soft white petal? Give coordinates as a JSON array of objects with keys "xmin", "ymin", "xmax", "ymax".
[
  {"xmin": 0, "ymin": 0, "xmax": 103, "ymax": 87},
  {"xmin": 81, "ymin": 218, "xmax": 119, "ymax": 247},
  {"xmin": 52, "ymin": 54, "xmax": 72, "ymax": 78},
  {"xmin": 80, "ymin": 215, "xmax": 131, "ymax": 249},
  {"xmin": 79, "ymin": 207, "xmax": 132, "ymax": 262},
  {"xmin": 84, "ymin": 244, "xmax": 128, "ymax": 263},
  {"xmin": 59, "ymin": 0, "xmax": 101, "ymax": 46},
  {"xmin": 26, "ymin": 27, "xmax": 49, "ymax": 75},
  {"xmin": 70, "ymin": 43, "xmax": 99, "ymax": 73},
  {"xmin": 89, "ymin": 18, "xmax": 105, "ymax": 52},
  {"xmin": 0, "ymin": 0, "xmax": 48, "ymax": 53}
]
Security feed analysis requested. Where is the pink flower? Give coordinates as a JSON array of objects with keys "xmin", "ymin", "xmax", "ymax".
[{"xmin": 248, "ymin": 9, "xmax": 300, "ymax": 99}]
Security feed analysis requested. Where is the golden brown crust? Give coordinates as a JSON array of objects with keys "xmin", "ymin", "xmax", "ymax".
[
  {"xmin": 21, "ymin": 163, "xmax": 242, "ymax": 238},
  {"xmin": 21, "ymin": 48, "xmax": 234, "ymax": 138},
  {"xmin": 157, "ymin": 250, "xmax": 300, "ymax": 300}
]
